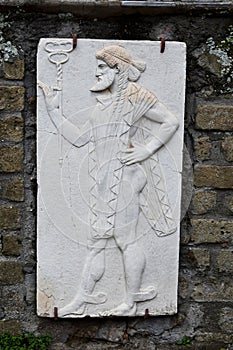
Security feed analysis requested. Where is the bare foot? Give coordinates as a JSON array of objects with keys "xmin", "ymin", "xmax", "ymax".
[{"xmin": 103, "ymin": 302, "xmax": 137, "ymax": 316}]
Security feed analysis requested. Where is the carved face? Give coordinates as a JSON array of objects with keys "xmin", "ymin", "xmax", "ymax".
[{"xmin": 90, "ymin": 59, "xmax": 117, "ymax": 92}]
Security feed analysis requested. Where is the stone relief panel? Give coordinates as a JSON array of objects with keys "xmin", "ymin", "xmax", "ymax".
[{"xmin": 37, "ymin": 39, "xmax": 186, "ymax": 317}]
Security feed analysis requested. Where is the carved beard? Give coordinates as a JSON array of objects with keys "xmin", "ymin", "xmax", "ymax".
[{"xmin": 90, "ymin": 70, "xmax": 115, "ymax": 92}]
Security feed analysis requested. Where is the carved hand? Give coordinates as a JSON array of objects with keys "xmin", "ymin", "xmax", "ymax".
[
  {"xmin": 38, "ymin": 81, "xmax": 60, "ymax": 112},
  {"xmin": 121, "ymin": 141, "xmax": 152, "ymax": 165}
]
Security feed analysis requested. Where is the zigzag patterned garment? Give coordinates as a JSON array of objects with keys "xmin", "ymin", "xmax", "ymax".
[{"xmin": 88, "ymin": 82, "xmax": 176, "ymax": 239}]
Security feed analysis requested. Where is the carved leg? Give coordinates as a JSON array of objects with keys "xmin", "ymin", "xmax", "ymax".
[
  {"xmin": 59, "ymin": 239, "xmax": 107, "ymax": 317},
  {"xmin": 105, "ymin": 164, "xmax": 155, "ymax": 316}
]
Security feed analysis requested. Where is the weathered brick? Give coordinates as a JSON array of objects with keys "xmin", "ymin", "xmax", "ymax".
[
  {"xmin": 196, "ymin": 105, "xmax": 233, "ymax": 131},
  {"xmin": 2, "ymin": 177, "xmax": 24, "ymax": 201},
  {"xmin": 195, "ymin": 332, "xmax": 233, "ymax": 344},
  {"xmin": 225, "ymin": 195, "xmax": 233, "ymax": 214},
  {"xmin": 3, "ymin": 58, "xmax": 24, "ymax": 80},
  {"xmin": 0, "ymin": 116, "xmax": 23, "ymax": 142},
  {"xmin": 0, "ymin": 86, "xmax": 25, "ymax": 111},
  {"xmin": 218, "ymin": 307, "xmax": 233, "ymax": 333},
  {"xmin": 194, "ymin": 136, "xmax": 211, "ymax": 161},
  {"xmin": 194, "ymin": 165, "xmax": 233, "ymax": 189},
  {"xmin": 2, "ymin": 235, "xmax": 21, "ymax": 256},
  {"xmin": 192, "ymin": 190, "xmax": 216, "ymax": 214},
  {"xmin": 222, "ymin": 136, "xmax": 233, "ymax": 162},
  {"xmin": 0, "ymin": 206, "xmax": 21, "ymax": 230},
  {"xmin": 0, "ymin": 320, "xmax": 21, "ymax": 334},
  {"xmin": 217, "ymin": 250, "xmax": 233, "ymax": 273},
  {"xmin": 2, "ymin": 286, "xmax": 25, "ymax": 312},
  {"xmin": 0, "ymin": 146, "xmax": 23, "ymax": 172},
  {"xmin": 188, "ymin": 248, "xmax": 210, "ymax": 268},
  {"xmin": 191, "ymin": 279, "xmax": 233, "ymax": 302},
  {"xmin": 0, "ymin": 261, "xmax": 24, "ymax": 284},
  {"xmin": 191, "ymin": 219, "xmax": 233, "ymax": 244}
]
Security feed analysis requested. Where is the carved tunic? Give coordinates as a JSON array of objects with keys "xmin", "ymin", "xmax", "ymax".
[{"xmin": 88, "ymin": 82, "xmax": 176, "ymax": 239}]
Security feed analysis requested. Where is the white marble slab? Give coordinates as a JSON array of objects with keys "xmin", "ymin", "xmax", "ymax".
[{"xmin": 37, "ymin": 39, "xmax": 186, "ymax": 318}]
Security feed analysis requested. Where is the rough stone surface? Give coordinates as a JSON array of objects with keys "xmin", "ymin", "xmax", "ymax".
[
  {"xmin": 191, "ymin": 190, "xmax": 216, "ymax": 214},
  {"xmin": 0, "ymin": 206, "xmax": 21, "ymax": 230},
  {"xmin": 3, "ymin": 59, "xmax": 25, "ymax": 80},
  {"xmin": 222, "ymin": 136, "xmax": 233, "ymax": 162},
  {"xmin": 0, "ymin": 86, "xmax": 25, "ymax": 111},
  {"xmin": 195, "ymin": 332, "xmax": 233, "ymax": 344},
  {"xmin": 197, "ymin": 51, "xmax": 222, "ymax": 78},
  {"xmin": 218, "ymin": 307, "xmax": 233, "ymax": 333},
  {"xmin": 0, "ymin": 320, "xmax": 21, "ymax": 334},
  {"xmin": 0, "ymin": 261, "xmax": 24, "ymax": 284},
  {"xmin": 0, "ymin": 116, "xmax": 24, "ymax": 142},
  {"xmin": 225, "ymin": 195, "xmax": 233, "ymax": 213},
  {"xmin": 0, "ymin": 146, "xmax": 24, "ymax": 172},
  {"xmin": 2, "ymin": 286, "xmax": 25, "ymax": 313},
  {"xmin": 191, "ymin": 278, "xmax": 233, "ymax": 302},
  {"xmin": 188, "ymin": 248, "xmax": 210, "ymax": 268},
  {"xmin": 194, "ymin": 136, "xmax": 211, "ymax": 160},
  {"xmin": 194, "ymin": 165, "xmax": 233, "ymax": 189},
  {"xmin": 191, "ymin": 219, "xmax": 233, "ymax": 244},
  {"xmin": 217, "ymin": 250, "xmax": 233, "ymax": 273},
  {"xmin": 2, "ymin": 235, "xmax": 21, "ymax": 256},
  {"xmin": 196, "ymin": 105, "xmax": 233, "ymax": 131},
  {"xmin": 2, "ymin": 177, "xmax": 24, "ymax": 202}
]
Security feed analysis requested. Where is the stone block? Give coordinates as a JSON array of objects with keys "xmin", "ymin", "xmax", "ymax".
[
  {"xmin": 2, "ymin": 177, "xmax": 24, "ymax": 202},
  {"xmin": 0, "ymin": 146, "xmax": 23, "ymax": 172},
  {"xmin": 217, "ymin": 250, "xmax": 233, "ymax": 273},
  {"xmin": 0, "ymin": 319, "xmax": 21, "ymax": 334},
  {"xmin": 0, "ymin": 86, "xmax": 25, "ymax": 111},
  {"xmin": 0, "ymin": 116, "xmax": 24, "ymax": 142},
  {"xmin": 0, "ymin": 206, "xmax": 21, "ymax": 230},
  {"xmin": 191, "ymin": 219, "xmax": 233, "ymax": 244},
  {"xmin": 225, "ymin": 195, "xmax": 233, "ymax": 213},
  {"xmin": 3, "ymin": 58, "xmax": 24, "ymax": 80},
  {"xmin": 218, "ymin": 307, "xmax": 233, "ymax": 333},
  {"xmin": 191, "ymin": 279, "xmax": 233, "ymax": 302},
  {"xmin": 194, "ymin": 136, "xmax": 211, "ymax": 161},
  {"xmin": 196, "ymin": 105, "xmax": 233, "ymax": 131},
  {"xmin": 222, "ymin": 136, "xmax": 233, "ymax": 162},
  {"xmin": 188, "ymin": 248, "xmax": 210, "ymax": 268},
  {"xmin": 2, "ymin": 235, "xmax": 21, "ymax": 256},
  {"xmin": 0, "ymin": 261, "xmax": 24, "ymax": 284},
  {"xmin": 195, "ymin": 332, "xmax": 233, "ymax": 344},
  {"xmin": 191, "ymin": 190, "xmax": 216, "ymax": 214},
  {"xmin": 194, "ymin": 165, "xmax": 233, "ymax": 189},
  {"xmin": 1, "ymin": 286, "xmax": 25, "ymax": 312}
]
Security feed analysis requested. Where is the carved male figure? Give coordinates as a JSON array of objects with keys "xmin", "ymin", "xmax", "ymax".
[{"xmin": 40, "ymin": 45, "xmax": 179, "ymax": 317}]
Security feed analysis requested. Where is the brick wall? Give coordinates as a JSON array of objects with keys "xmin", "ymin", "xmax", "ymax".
[
  {"xmin": 0, "ymin": 7, "xmax": 232, "ymax": 350},
  {"xmin": 0, "ymin": 59, "xmax": 25, "ymax": 333}
]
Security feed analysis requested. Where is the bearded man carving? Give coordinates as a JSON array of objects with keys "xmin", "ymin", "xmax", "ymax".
[{"xmin": 39, "ymin": 45, "xmax": 179, "ymax": 317}]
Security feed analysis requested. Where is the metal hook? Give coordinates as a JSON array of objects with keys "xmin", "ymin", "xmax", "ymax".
[
  {"xmin": 54, "ymin": 307, "xmax": 58, "ymax": 320},
  {"xmin": 160, "ymin": 32, "xmax": 165, "ymax": 53},
  {"xmin": 144, "ymin": 308, "xmax": 150, "ymax": 319},
  {"xmin": 73, "ymin": 34, "xmax": 77, "ymax": 50}
]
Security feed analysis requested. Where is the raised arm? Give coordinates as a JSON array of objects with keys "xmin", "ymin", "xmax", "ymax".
[
  {"xmin": 121, "ymin": 101, "xmax": 179, "ymax": 165},
  {"xmin": 38, "ymin": 81, "xmax": 90, "ymax": 148}
]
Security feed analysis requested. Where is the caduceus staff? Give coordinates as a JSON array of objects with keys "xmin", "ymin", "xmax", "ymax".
[{"xmin": 38, "ymin": 40, "xmax": 73, "ymax": 166}]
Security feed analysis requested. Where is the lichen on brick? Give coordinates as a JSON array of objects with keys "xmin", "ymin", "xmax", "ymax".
[{"xmin": 0, "ymin": 14, "xmax": 19, "ymax": 62}]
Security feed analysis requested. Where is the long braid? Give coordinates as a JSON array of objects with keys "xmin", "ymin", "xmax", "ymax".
[{"xmin": 111, "ymin": 65, "xmax": 129, "ymax": 121}]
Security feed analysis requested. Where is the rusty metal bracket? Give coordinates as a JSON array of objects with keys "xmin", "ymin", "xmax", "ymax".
[
  {"xmin": 144, "ymin": 308, "xmax": 150, "ymax": 318},
  {"xmin": 54, "ymin": 307, "xmax": 58, "ymax": 320},
  {"xmin": 73, "ymin": 34, "xmax": 77, "ymax": 50},
  {"xmin": 160, "ymin": 32, "xmax": 165, "ymax": 53}
]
